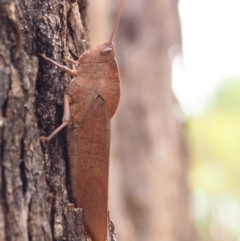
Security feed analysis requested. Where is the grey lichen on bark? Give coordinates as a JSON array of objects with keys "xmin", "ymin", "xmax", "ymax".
[{"xmin": 0, "ymin": 0, "xmax": 103, "ymax": 240}]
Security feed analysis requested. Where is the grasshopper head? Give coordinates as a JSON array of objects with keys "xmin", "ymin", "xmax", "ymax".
[
  {"xmin": 78, "ymin": 0, "xmax": 125, "ymax": 65},
  {"xmin": 78, "ymin": 42, "xmax": 115, "ymax": 64}
]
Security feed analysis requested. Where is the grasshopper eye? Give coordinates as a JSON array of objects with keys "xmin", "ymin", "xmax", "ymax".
[{"xmin": 99, "ymin": 47, "xmax": 112, "ymax": 56}]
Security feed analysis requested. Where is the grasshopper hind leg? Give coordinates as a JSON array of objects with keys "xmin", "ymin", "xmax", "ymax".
[{"xmin": 40, "ymin": 95, "xmax": 71, "ymax": 143}]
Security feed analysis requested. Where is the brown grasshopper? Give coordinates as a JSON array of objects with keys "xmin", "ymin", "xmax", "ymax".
[{"xmin": 40, "ymin": 0, "xmax": 125, "ymax": 240}]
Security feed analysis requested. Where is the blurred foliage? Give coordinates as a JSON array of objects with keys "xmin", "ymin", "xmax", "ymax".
[{"xmin": 186, "ymin": 77, "xmax": 240, "ymax": 241}]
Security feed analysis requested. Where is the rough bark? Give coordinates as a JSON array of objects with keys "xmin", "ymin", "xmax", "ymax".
[
  {"xmin": 0, "ymin": 0, "xmax": 98, "ymax": 240},
  {"xmin": 108, "ymin": 0, "xmax": 193, "ymax": 240}
]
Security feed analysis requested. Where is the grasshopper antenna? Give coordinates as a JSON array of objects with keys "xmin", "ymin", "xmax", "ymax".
[{"xmin": 108, "ymin": 0, "xmax": 126, "ymax": 43}]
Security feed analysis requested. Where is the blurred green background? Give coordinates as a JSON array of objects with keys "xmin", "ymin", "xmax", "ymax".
[
  {"xmin": 187, "ymin": 77, "xmax": 240, "ymax": 241},
  {"xmin": 176, "ymin": 0, "xmax": 240, "ymax": 240}
]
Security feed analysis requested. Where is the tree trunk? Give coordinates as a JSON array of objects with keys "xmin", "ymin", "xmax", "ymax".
[
  {"xmin": 0, "ymin": 0, "xmax": 99, "ymax": 240},
  {"xmin": 109, "ymin": 0, "xmax": 193, "ymax": 240},
  {"xmin": 0, "ymin": 0, "xmax": 193, "ymax": 240}
]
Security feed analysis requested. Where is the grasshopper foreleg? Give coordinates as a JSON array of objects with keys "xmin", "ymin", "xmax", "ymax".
[{"xmin": 39, "ymin": 53, "xmax": 77, "ymax": 77}]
